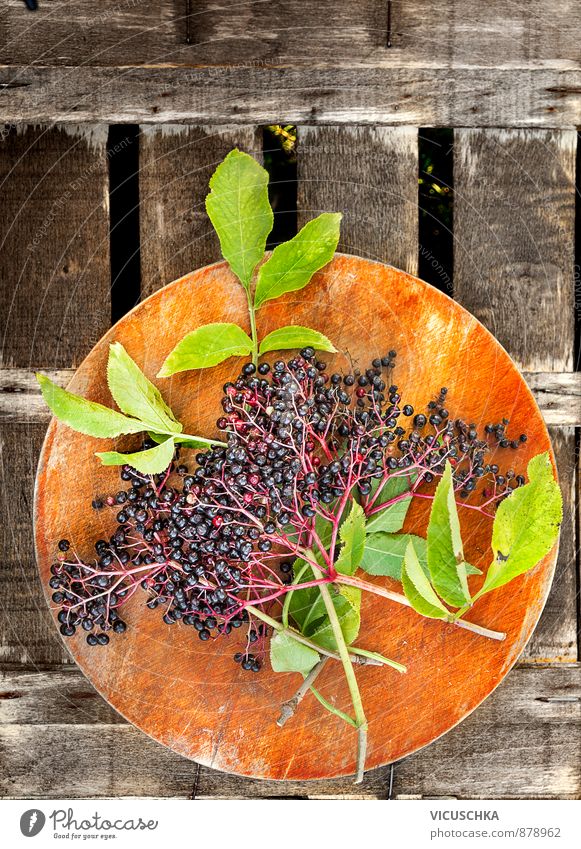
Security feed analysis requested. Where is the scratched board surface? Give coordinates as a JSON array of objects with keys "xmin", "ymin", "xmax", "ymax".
[{"xmin": 0, "ymin": 2, "xmax": 580, "ymax": 799}]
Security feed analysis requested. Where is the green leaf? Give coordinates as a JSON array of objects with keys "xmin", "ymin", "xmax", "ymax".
[
  {"xmin": 288, "ymin": 562, "xmax": 328, "ymax": 634},
  {"xmin": 361, "ymin": 532, "xmax": 428, "ymax": 579},
  {"xmin": 426, "ymin": 461, "xmax": 471, "ymax": 608},
  {"xmin": 258, "ymin": 325, "xmax": 337, "ymax": 356},
  {"xmin": 107, "ymin": 342, "xmax": 182, "ymax": 434},
  {"xmin": 254, "ymin": 212, "xmax": 342, "ymax": 308},
  {"xmin": 308, "ymin": 586, "xmax": 361, "ymax": 651},
  {"xmin": 96, "ymin": 437, "xmax": 176, "ymax": 475},
  {"xmin": 480, "ymin": 452, "xmax": 562, "ymax": 595},
  {"xmin": 401, "ymin": 540, "xmax": 450, "ymax": 620},
  {"xmin": 365, "ymin": 473, "xmax": 415, "ymax": 534},
  {"xmin": 205, "ymin": 149, "xmax": 273, "ymax": 289},
  {"xmin": 360, "ymin": 532, "xmax": 480, "ymax": 581},
  {"xmin": 269, "ymin": 631, "xmax": 320, "ymax": 675},
  {"xmin": 37, "ymin": 374, "xmax": 145, "ymax": 439},
  {"xmin": 158, "ymin": 323, "xmax": 253, "ymax": 376},
  {"xmin": 335, "ymin": 501, "xmax": 366, "ymax": 576}
]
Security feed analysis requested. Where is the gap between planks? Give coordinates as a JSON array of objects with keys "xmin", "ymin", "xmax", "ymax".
[{"xmin": 1, "ymin": 369, "xmax": 579, "ymax": 427}]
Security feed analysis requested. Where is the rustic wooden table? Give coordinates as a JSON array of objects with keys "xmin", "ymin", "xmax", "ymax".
[{"xmin": 0, "ymin": 2, "xmax": 580, "ymax": 799}]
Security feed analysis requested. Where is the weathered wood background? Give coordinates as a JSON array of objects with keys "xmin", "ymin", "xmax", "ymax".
[{"xmin": 0, "ymin": 1, "xmax": 580, "ymax": 799}]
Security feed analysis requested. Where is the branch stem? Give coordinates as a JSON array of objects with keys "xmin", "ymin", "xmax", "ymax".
[
  {"xmin": 277, "ymin": 658, "xmax": 329, "ymax": 727},
  {"xmin": 246, "ymin": 288, "xmax": 259, "ymax": 366},
  {"xmin": 335, "ymin": 575, "xmax": 506, "ymax": 642},
  {"xmin": 310, "ymin": 558, "xmax": 368, "ymax": 784},
  {"xmin": 244, "ymin": 604, "xmax": 383, "ymax": 665}
]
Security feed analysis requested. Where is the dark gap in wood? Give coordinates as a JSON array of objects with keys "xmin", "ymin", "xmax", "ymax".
[
  {"xmin": 185, "ymin": 0, "xmax": 193, "ymax": 45},
  {"xmin": 575, "ymin": 131, "xmax": 581, "ymax": 370},
  {"xmin": 418, "ymin": 128, "xmax": 454, "ymax": 296},
  {"xmin": 108, "ymin": 125, "xmax": 141, "ymax": 323},
  {"xmin": 386, "ymin": 1, "xmax": 393, "ymax": 48},
  {"xmin": 263, "ymin": 126, "xmax": 298, "ymax": 248},
  {"xmin": 573, "ymin": 427, "xmax": 581, "ymax": 660},
  {"xmin": 387, "ymin": 762, "xmax": 395, "ymax": 798}
]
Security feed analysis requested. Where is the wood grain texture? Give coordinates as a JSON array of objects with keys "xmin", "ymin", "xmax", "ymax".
[
  {"xmin": 34, "ymin": 256, "xmax": 558, "ymax": 782},
  {"xmin": 454, "ymin": 130, "xmax": 577, "ymax": 665},
  {"xmin": 521, "ymin": 428, "xmax": 577, "ymax": 662},
  {"xmin": 297, "ymin": 126, "xmax": 418, "ymax": 275},
  {"xmin": 0, "ymin": 124, "xmax": 111, "ymax": 369},
  {"xmin": 139, "ymin": 125, "xmax": 261, "ymax": 298},
  {"xmin": 1, "ymin": 66, "xmax": 581, "ymax": 127},
  {"xmin": 2, "ymin": 1, "xmax": 580, "ymax": 69},
  {"xmin": 0, "ymin": 424, "xmax": 69, "ymax": 666},
  {"xmin": 0, "ymin": 1, "xmax": 182, "ymax": 67},
  {"xmin": 3, "ymin": 369, "xmax": 580, "ymax": 425},
  {"xmin": 454, "ymin": 129, "xmax": 576, "ymax": 373},
  {"xmin": 2, "ymin": 665, "xmax": 579, "ymax": 799}
]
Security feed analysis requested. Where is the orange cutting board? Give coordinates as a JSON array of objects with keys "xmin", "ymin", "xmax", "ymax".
[{"xmin": 34, "ymin": 255, "xmax": 557, "ymax": 780}]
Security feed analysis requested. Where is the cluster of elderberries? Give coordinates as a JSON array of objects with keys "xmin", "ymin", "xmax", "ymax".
[{"xmin": 49, "ymin": 348, "xmax": 527, "ymax": 670}]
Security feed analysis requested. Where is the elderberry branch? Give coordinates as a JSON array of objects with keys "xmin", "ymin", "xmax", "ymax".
[
  {"xmin": 276, "ymin": 657, "xmax": 329, "ymax": 727},
  {"xmin": 335, "ymin": 574, "xmax": 506, "ymax": 641},
  {"xmin": 310, "ymin": 557, "xmax": 368, "ymax": 783},
  {"xmin": 244, "ymin": 603, "xmax": 383, "ymax": 666}
]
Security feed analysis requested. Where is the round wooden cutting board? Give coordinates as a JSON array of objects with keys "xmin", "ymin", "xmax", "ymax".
[{"xmin": 34, "ymin": 255, "xmax": 558, "ymax": 781}]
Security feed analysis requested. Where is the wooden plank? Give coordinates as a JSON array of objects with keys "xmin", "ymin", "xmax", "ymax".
[
  {"xmin": 3, "ymin": 369, "xmax": 580, "ymax": 425},
  {"xmin": 0, "ymin": 124, "xmax": 111, "ymax": 368},
  {"xmin": 2, "ymin": 2, "xmax": 581, "ymax": 69},
  {"xmin": 297, "ymin": 126, "xmax": 418, "ymax": 275},
  {"xmin": 186, "ymin": 1, "xmax": 386, "ymax": 65},
  {"xmin": 521, "ymin": 428, "xmax": 577, "ymax": 662},
  {"xmin": 1, "ymin": 665, "xmax": 578, "ymax": 798},
  {"xmin": 0, "ymin": 1, "xmax": 180, "ymax": 67},
  {"xmin": 0, "ymin": 424, "xmax": 69, "ymax": 666},
  {"xmin": 454, "ymin": 129, "xmax": 577, "ymax": 664},
  {"xmin": 454, "ymin": 130, "xmax": 576, "ymax": 373},
  {"xmin": 392, "ymin": 664, "xmax": 581, "ymax": 799},
  {"xmin": 1, "ymin": 66, "xmax": 581, "ymax": 128},
  {"xmin": 525, "ymin": 372, "xmax": 581, "ymax": 426},
  {"xmin": 139, "ymin": 125, "xmax": 261, "ymax": 298},
  {"xmin": 396, "ymin": 1, "xmax": 581, "ymax": 67}
]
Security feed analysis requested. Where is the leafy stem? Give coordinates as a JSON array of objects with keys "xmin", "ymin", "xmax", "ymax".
[
  {"xmin": 310, "ymin": 559, "xmax": 368, "ymax": 784},
  {"xmin": 244, "ymin": 603, "xmax": 382, "ymax": 667},
  {"xmin": 246, "ymin": 287, "xmax": 259, "ymax": 367},
  {"xmin": 335, "ymin": 574, "xmax": 506, "ymax": 641},
  {"xmin": 277, "ymin": 657, "xmax": 329, "ymax": 727}
]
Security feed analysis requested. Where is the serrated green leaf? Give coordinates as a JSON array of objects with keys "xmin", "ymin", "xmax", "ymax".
[
  {"xmin": 335, "ymin": 501, "xmax": 366, "ymax": 576},
  {"xmin": 205, "ymin": 149, "xmax": 273, "ymax": 289},
  {"xmin": 96, "ymin": 437, "xmax": 175, "ymax": 475},
  {"xmin": 308, "ymin": 586, "xmax": 361, "ymax": 651},
  {"xmin": 365, "ymin": 473, "xmax": 415, "ymax": 533},
  {"xmin": 427, "ymin": 461, "xmax": 471, "ymax": 608},
  {"xmin": 270, "ymin": 631, "xmax": 320, "ymax": 675},
  {"xmin": 361, "ymin": 532, "xmax": 428, "ymax": 579},
  {"xmin": 480, "ymin": 452, "xmax": 562, "ymax": 595},
  {"xmin": 37, "ymin": 374, "xmax": 146, "ymax": 439},
  {"xmin": 107, "ymin": 342, "xmax": 182, "ymax": 434},
  {"xmin": 158, "ymin": 323, "xmax": 253, "ymax": 376},
  {"xmin": 254, "ymin": 212, "xmax": 342, "ymax": 308},
  {"xmin": 258, "ymin": 325, "xmax": 336, "ymax": 356},
  {"xmin": 402, "ymin": 540, "xmax": 450, "ymax": 620}
]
